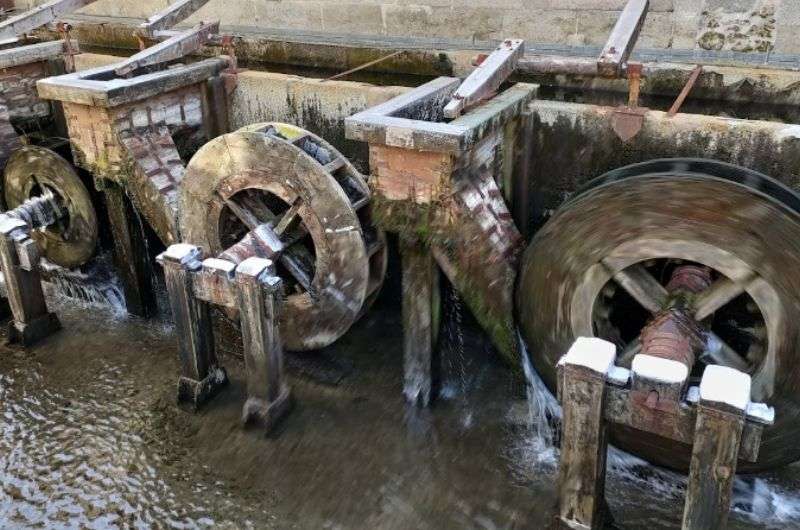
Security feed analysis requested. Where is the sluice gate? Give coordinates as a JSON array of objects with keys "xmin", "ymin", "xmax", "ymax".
[{"xmin": 0, "ymin": 0, "xmax": 800, "ymax": 528}]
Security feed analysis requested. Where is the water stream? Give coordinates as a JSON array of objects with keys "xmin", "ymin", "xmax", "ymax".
[{"xmin": 1, "ymin": 285, "xmax": 800, "ymax": 528}]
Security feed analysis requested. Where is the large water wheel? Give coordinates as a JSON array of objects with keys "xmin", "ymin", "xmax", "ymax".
[
  {"xmin": 517, "ymin": 158, "xmax": 800, "ymax": 472},
  {"xmin": 3, "ymin": 146, "xmax": 98, "ymax": 269},
  {"xmin": 180, "ymin": 123, "xmax": 387, "ymax": 351}
]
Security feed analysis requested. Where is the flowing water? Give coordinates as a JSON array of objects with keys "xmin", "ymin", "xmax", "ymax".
[{"xmin": 1, "ymin": 285, "xmax": 800, "ymax": 529}]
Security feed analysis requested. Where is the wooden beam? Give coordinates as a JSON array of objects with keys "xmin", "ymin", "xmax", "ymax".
[
  {"xmin": 443, "ymin": 38, "xmax": 524, "ymax": 119},
  {"xmin": 400, "ymin": 239, "xmax": 440, "ymax": 407},
  {"xmin": 115, "ymin": 21, "xmax": 220, "ymax": 77},
  {"xmin": 139, "ymin": 0, "xmax": 214, "ymax": 36},
  {"xmin": 0, "ymin": 0, "xmax": 98, "ymax": 40},
  {"xmin": 597, "ymin": 0, "xmax": 650, "ymax": 78}
]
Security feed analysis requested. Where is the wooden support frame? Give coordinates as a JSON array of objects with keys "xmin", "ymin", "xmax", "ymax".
[
  {"xmin": 597, "ymin": 0, "xmax": 650, "ymax": 78},
  {"xmin": 555, "ymin": 338, "xmax": 775, "ymax": 530},
  {"xmin": 400, "ymin": 239, "xmax": 440, "ymax": 407},
  {"xmin": 158, "ymin": 244, "xmax": 291, "ymax": 431},
  {"xmin": 0, "ymin": 214, "xmax": 60, "ymax": 346}
]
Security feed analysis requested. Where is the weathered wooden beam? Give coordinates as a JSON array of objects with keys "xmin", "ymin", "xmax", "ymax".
[
  {"xmin": 158, "ymin": 243, "xmax": 228, "ymax": 409},
  {"xmin": 0, "ymin": 215, "xmax": 60, "ymax": 345},
  {"xmin": 0, "ymin": 39, "xmax": 71, "ymax": 70},
  {"xmin": 153, "ymin": 29, "xmax": 226, "ymax": 46},
  {"xmin": 597, "ymin": 0, "xmax": 650, "ymax": 78},
  {"xmin": 37, "ymin": 57, "xmax": 229, "ymax": 107},
  {"xmin": 115, "ymin": 22, "xmax": 220, "ymax": 77},
  {"xmin": 0, "ymin": 0, "xmax": 98, "ymax": 41},
  {"xmin": 138, "ymin": 0, "xmax": 214, "ymax": 37},
  {"xmin": 236, "ymin": 257, "xmax": 291, "ymax": 432},
  {"xmin": 556, "ymin": 338, "xmax": 616, "ymax": 530},
  {"xmin": 682, "ymin": 366, "xmax": 750, "ymax": 530},
  {"xmin": 193, "ymin": 258, "xmax": 238, "ymax": 308},
  {"xmin": 443, "ymin": 38, "xmax": 524, "ymax": 119},
  {"xmin": 400, "ymin": 239, "xmax": 440, "ymax": 407}
]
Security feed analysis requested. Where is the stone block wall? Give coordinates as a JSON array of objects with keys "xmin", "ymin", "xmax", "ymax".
[{"xmin": 15, "ymin": 0, "xmax": 800, "ymax": 54}]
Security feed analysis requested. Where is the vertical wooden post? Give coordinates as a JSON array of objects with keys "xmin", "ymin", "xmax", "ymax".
[
  {"xmin": 0, "ymin": 214, "xmax": 60, "ymax": 345},
  {"xmin": 556, "ymin": 338, "xmax": 617, "ymax": 530},
  {"xmin": 400, "ymin": 238, "xmax": 440, "ymax": 407},
  {"xmin": 202, "ymin": 75, "xmax": 230, "ymax": 140},
  {"xmin": 158, "ymin": 243, "xmax": 228, "ymax": 409},
  {"xmin": 682, "ymin": 365, "xmax": 750, "ymax": 530},
  {"xmin": 236, "ymin": 256, "xmax": 292, "ymax": 432},
  {"xmin": 512, "ymin": 110, "xmax": 533, "ymax": 240},
  {"xmin": 103, "ymin": 182, "xmax": 158, "ymax": 318}
]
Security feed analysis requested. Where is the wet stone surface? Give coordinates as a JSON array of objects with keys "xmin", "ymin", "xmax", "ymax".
[{"xmin": 1, "ymin": 293, "xmax": 799, "ymax": 529}]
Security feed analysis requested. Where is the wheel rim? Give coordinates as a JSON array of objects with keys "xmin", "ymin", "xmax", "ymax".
[
  {"xmin": 517, "ymin": 158, "xmax": 800, "ymax": 471},
  {"xmin": 4, "ymin": 146, "xmax": 97, "ymax": 269}
]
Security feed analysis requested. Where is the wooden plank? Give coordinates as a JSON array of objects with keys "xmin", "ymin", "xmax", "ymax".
[
  {"xmin": 604, "ymin": 385, "xmax": 763, "ymax": 462},
  {"xmin": 443, "ymin": 39, "xmax": 524, "ymax": 119},
  {"xmin": 597, "ymin": 0, "xmax": 650, "ymax": 78},
  {"xmin": 346, "ymin": 76, "xmax": 459, "ymax": 121},
  {"xmin": 0, "ymin": 0, "xmax": 98, "ymax": 40},
  {"xmin": 139, "ymin": 0, "xmax": 213, "ymax": 36},
  {"xmin": 115, "ymin": 22, "xmax": 220, "ymax": 77}
]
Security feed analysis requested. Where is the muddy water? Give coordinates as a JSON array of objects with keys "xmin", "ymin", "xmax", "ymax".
[{"xmin": 1, "ymin": 292, "xmax": 800, "ymax": 529}]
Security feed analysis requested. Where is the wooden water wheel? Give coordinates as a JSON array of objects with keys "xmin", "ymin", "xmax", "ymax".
[
  {"xmin": 3, "ymin": 146, "xmax": 98, "ymax": 269},
  {"xmin": 517, "ymin": 158, "xmax": 800, "ymax": 472},
  {"xmin": 180, "ymin": 123, "xmax": 387, "ymax": 351}
]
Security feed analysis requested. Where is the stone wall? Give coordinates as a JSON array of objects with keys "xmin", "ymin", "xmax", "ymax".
[{"xmin": 15, "ymin": 0, "xmax": 800, "ymax": 54}]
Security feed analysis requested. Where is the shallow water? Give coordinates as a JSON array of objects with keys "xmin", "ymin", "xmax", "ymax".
[{"xmin": 1, "ymin": 292, "xmax": 799, "ymax": 529}]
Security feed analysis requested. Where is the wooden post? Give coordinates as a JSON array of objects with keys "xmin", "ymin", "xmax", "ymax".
[
  {"xmin": 556, "ymin": 338, "xmax": 617, "ymax": 530},
  {"xmin": 103, "ymin": 182, "xmax": 158, "ymax": 318},
  {"xmin": 400, "ymin": 238, "xmax": 440, "ymax": 407},
  {"xmin": 235, "ymin": 256, "xmax": 292, "ymax": 432},
  {"xmin": 158, "ymin": 243, "xmax": 228, "ymax": 409},
  {"xmin": 0, "ymin": 214, "xmax": 60, "ymax": 345},
  {"xmin": 682, "ymin": 365, "xmax": 750, "ymax": 530}
]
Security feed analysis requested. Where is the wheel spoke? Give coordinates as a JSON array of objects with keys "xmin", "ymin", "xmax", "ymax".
[
  {"xmin": 239, "ymin": 191, "xmax": 278, "ymax": 224},
  {"xmin": 702, "ymin": 331, "xmax": 750, "ymax": 372},
  {"xmin": 280, "ymin": 248, "xmax": 314, "ymax": 293},
  {"xmin": 603, "ymin": 260, "xmax": 667, "ymax": 314},
  {"xmin": 219, "ymin": 193, "xmax": 258, "ymax": 230},
  {"xmin": 693, "ymin": 275, "xmax": 750, "ymax": 321},
  {"xmin": 274, "ymin": 198, "xmax": 303, "ymax": 237}
]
